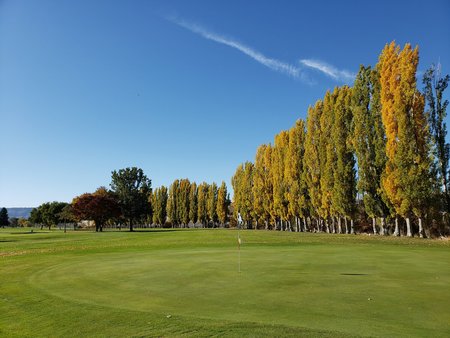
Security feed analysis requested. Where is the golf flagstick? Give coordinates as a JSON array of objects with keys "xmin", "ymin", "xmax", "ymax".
[
  {"xmin": 237, "ymin": 212, "xmax": 243, "ymax": 273},
  {"xmin": 238, "ymin": 229, "xmax": 241, "ymax": 273}
]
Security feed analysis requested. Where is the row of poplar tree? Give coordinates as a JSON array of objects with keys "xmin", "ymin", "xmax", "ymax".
[
  {"xmin": 153, "ymin": 180, "xmax": 230, "ymax": 228},
  {"xmin": 232, "ymin": 41, "xmax": 449, "ymax": 238}
]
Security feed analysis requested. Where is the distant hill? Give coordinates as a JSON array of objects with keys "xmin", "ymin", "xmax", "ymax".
[{"xmin": 6, "ymin": 208, "xmax": 34, "ymax": 219}]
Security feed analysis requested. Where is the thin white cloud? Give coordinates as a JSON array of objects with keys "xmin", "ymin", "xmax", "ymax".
[
  {"xmin": 167, "ymin": 16, "xmax": 301, "ymax": 78},
  {"xmin": 167, "ymin": 16, "xmax": 354, "ymax": 83},
  {"xmin": 299, "ymin": 59, "xmax": 355, "ymax": 82}
]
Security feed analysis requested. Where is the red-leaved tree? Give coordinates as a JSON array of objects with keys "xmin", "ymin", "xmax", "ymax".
[{"xmin": 72, "ymin": 187, "xmax": 121, "ymax": 232}]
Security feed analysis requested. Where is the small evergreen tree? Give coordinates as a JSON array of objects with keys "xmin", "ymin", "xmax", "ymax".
[{"xmin": 0, "ymin": 207, "xmax": 9, "ymax": 227}]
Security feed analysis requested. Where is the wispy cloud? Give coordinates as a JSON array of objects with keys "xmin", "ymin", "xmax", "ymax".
[
  {"xmin": 299, "ymin": 59, "xmax": 355, "ymax": 82},
  {"xmin": 167, "ymin": 16, "xmax": 301, "ymax": 78},
  {"xmin": 167, "ymin": 16, "xmax": 355, "ymax": 83}
]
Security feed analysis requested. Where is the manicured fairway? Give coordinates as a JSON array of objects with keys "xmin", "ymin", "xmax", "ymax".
[{"xmin": 1, "ymin": 229, "xmax": 449, "ymax": 337}]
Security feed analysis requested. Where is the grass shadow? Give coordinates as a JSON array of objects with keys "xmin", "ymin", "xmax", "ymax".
[
  {"xmin": 10, "ymin": 231, "xmax": 47, "ymax": 235},
  {"xmin": 105, "ymin": 229, "xmax": 196, "ymax": 233}
]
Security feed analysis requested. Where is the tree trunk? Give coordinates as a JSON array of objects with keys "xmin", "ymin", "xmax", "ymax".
[
  {"xmin": 331, "ymin": 217, "xmax": 336, "ymax": 234},
  {"xmin": 418, "ymin": 217, "xmax": 424, "ymax": 238},
  {"xmin": 344, "ymin": 217, "xmax": 349, "ymax": 234},
  {"xmin": 405, "ymin": 217, "xmax": 412, "ymax": 237},
  {"xmin": 337, "ymin": 217, "xmax": 342, "ymax": 234},
  {"xmin": 265, "ymin": 220, "xmax": 269, "ymax": 230},
  {"xmin": 350, "ymin": 219, "xmax": 354, "ymax": 234},
  {"xmin": 302, "ymin": 217, "xmax": 307, "ymax": 232},
  {"xmin": 129, "ymin": 220, "xmax": 134, "ymax": 232},
  {"xmin": 372, "ymin": 217, "xmax": 377, "ymax": 235},
  {"xmin": 255, "ymin": 220, "xmax": 258, "ymax": 230},
  {"xmin": 393, "ymin": 217, "xmax": 400, "ymax": 236},
  {"xmin": 380, "ymin": 217, "xmax": 386, "ymax": 236},
  {"xmin": 325, "ymin": 218, "xmax": 330, "ymax": 233}
]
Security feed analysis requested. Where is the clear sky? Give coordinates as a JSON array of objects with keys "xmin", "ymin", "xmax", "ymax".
[{"xmin": 1, "ymin": 0, "xmax": 449, "ymax": 207}]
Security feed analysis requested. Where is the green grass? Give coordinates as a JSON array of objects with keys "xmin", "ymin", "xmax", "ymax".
[{"xmin": 1, "ymin": 229, "xmax": 449, "ymax": 337}]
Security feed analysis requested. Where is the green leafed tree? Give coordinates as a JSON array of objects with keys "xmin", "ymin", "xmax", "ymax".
[
  {"xmin": 332, "ymin": 86, "xmax": 357, "ymax": 234},
  {"xmin": 352, "ymin": 65, "xmax": 391, "ymax": 234},
  {"xmin": 319, "ymin": 90, "xmax": 337, "ymax": 233},
  {"xmin": 110, "ymin": 167, "xmax": 152, "ymax": 231},
  {"xmin": 189, "ymin": 182, "xmax": 198, "ymax": 225},
  {"xmin": 29, "ymin": 207, "xmax": 42, "ymax": 227},
  {"xmin": 423, "ymin": 63, "xmax": 450, "ymax": 213},
  {"xmin": 152, "ymin": 186, "xmax": 168, "ymax": 226},
  {"xmin": 35, "ymin": 201, "xmax": 68, "ymax": 230}
]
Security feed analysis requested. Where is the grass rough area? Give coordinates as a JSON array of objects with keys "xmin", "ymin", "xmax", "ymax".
[{"xmin": 1, "ymin": 228, "xmax": 449, "ymax": 337}]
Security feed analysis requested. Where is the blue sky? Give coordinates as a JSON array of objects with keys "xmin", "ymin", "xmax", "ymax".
[{"xmin": 1, "ymin": 0, "xmax": 449, "ymax": 207}]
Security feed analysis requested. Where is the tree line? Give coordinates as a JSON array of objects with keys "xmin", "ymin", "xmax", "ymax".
[
  {"xmin": 27, "ymin": 167, "xmax": 230, "ymax": 231},
  {"xmin": 232, "ymin": 41, "xmax": 449, "ymax": 238},
  {"xmin": 154, "ymin": 180, "xmax": 230, "ymax": 228}
]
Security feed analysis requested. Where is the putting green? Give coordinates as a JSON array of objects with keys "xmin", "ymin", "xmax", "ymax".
[{"xmin": 1, "ymin": 229, "xmax": 450, "ymax": 337}]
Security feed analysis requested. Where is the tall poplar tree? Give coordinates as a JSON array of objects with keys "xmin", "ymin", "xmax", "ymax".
[
  {"xmin": 423, "ymin": 63, "xmax": 450, "ymax": 213},
  {"xmin": 352, "ymin": 65, "xmax": 391, "ymax": 234},
  {"xmin": 332, "ymin": 86, "xmax": 357, "ymax": 234},
  {"xmin": 380, "ymin": 42, "xmax": 432, "ymax": 237},
  {"xmin": 286, "ymin": 119, "xmax": 307, "ymax": 232},
  {"xmin": 178, "ymin": 179, "xmax": 191, "ymax": 227},
  {"xmin": 197, "ymin": 182, "xmax": 209, "ymax": 227},
  {"xmin": 231, "ymin": 164, "xmax": 244, "ymax": 224},
  {"xmin": 273, "ymin": 131, "xmax": 290, "ymax": 230},
  {"xmin": 207, "ymin": 182, "xmax": 218, "ymax": 227},
  {"xmin": 189, "ymin": 182, "xmax": 198, "ymax": 225},
  {"xmin": 152, "ymin": 186, "xmax": 168, "ymax": 226},
  {"xmin": 253, "ymin": 144, "xmax": 268, "ymax": 228},
  {"xmin": 319, "ymin": 90, "xmax": 337, "ymax": 233},
  {"xmin": 241, "ymin": 162, "xmax": 255, "ymax": 227},
  {"xmin": 304, "ymin": 101, "xmax": 324, "ymax": 231},
  {"xmin": 216, "ymin": 181, "xmax": 228, "ymax": 227},
  {"xmin": 263, "ymin": 144, "xmax": 275, "ymax": 229},
  {"xmin": 167, "ymin": 179, "xmax": 180, "ymax": 227}
]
